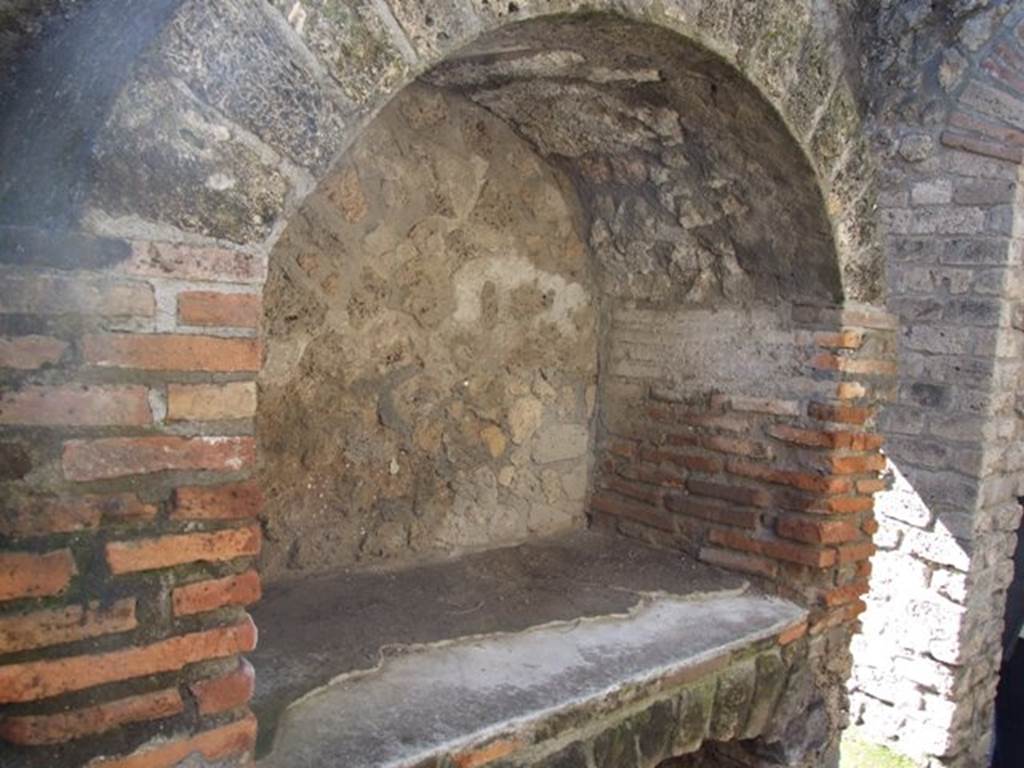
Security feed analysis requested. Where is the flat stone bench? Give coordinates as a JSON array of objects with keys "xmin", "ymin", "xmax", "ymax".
[{"xmin": 252, "ymin": 531, "xmax": 806, "ymax": 768}]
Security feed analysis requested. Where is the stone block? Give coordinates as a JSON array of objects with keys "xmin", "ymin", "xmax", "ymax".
[
  {"xmin": 534, "ymin": 742, "xmax": 589, "ymax": 768},
  {"xmin": 270, "ymin": 0, "xmax": 411, "ymax": 103},
  {"xmin": 156, "ymin": 0, "xmax": 351, "ymax": 172},
  {"xmin": 592, "ymin": 719, "xmax": 638, "ymax": 768},
  {"xmin": 93, "ymin": 73, "xmax": 290, "ymax": 244},
  {"xmin": 673, "ymin": 678, "xmax": 716, "ymax": 755},
  {"xmin": 742, "ymin": 650, "xmax": 788, "ymax": 738},
  {"xmin": 632, "ymin": 698, "xmax": 677, "ymax": 764},
  {"xmin": 387, "ymin": 0, "xmax": 483, "ymax": 58},
  {"xmin": 708, "ymin": 658, "xmax": 756, "ymax": 741}
]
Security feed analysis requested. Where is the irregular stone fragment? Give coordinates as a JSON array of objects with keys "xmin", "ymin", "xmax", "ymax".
[
  {"xmin": 674, "ymin": 678, "xmax": 716, "ymax": 754},
  {"xmin": 743, "ymin": 650, "xmax": 789, "ymax": 738},
  {"xmin": 708, "ymin": 658, "xmax": 757, "ymax": 741},
  {"xmin": 532, "ymin": 424, "xmax": 589, "ymax": 464}
]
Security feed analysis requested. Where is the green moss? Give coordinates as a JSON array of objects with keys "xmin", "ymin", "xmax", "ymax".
[{"xmin": 841, "ymin": 729, "xmax": 919, "ymax": 768}]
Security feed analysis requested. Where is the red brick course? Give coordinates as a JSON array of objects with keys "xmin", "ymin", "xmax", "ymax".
[
  {"xmin": 172, "ymin": 570, "xmax": 262, "ymax": 616},
  {"xmin": 189, "ymin": 659, "xmax": 255, "ymax": 715},
  {"xmin": 178, "ymin": 291, "xmax": 261, "ymax": 328},
  {"xmin": 63, "ymin": 436, "xmax": 256, "ymax": 481},
  {"xmin": 0, "ymin": 549, "xmax": 76, "ymax": 601},
  {"xmin": 0, "ymin": 598, "xmax": 136, "ymax": 654},
  {"xmin": 0, "ymin": 385, "xmax": 151, "ymax": 426},
  {"xmin": 0, "ymin": 335, "xmax": 68, "ymax": 369},
  {"xmin": 106, "ymin": 525, "xmax": 261, "ymax": 574},
  {"xmin": 83, "ymin": 333, "xmax": 261, "ymax": 372},
  {"xmin": 0, "ymin": 688, "xmax": 182, "ymax": 746},
  {"xmin": 708, "ymin": 528, "xmax": 837, "ymax": 569},
  {"xmin": 85, "ymin": 712, "xmax": 257, "ymax": 768},
  {"xmin": 172, "ymin": 482, "xmax": 262, "ymax": 521},
  {"xmin": 0, "ymin": 494, "xmax": 156, "ymax": 538},
  {"xmin": 0, "ymin": 618, "xmax": 256, "ymax": 703}
]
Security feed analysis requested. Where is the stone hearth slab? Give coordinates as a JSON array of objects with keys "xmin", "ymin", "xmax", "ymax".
[{"xmin": 252, "ymin": 530, "xmax": 805, "ymax": 765}]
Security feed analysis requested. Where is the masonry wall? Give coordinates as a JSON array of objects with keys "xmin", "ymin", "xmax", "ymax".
[
  {"xmin": 848, "ymin": 3, "xmax": 1024, "ymax": 765},
  {"xmin": 0, "ymin": 231, "xmax": 266, "ymax": 765},
  {"xmin": 0, "ymin": 2, "xmax": 889, "ymax": 766}
]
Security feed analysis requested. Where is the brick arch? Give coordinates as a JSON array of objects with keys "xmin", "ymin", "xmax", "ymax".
[{"xmin": 0, "ymin": 2, "xmax": 893, "ymax": 766}]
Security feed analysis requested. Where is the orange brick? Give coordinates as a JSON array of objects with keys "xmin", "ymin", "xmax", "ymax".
[
  {"xmin": 846, "ymin": 598, "xmax": 868, "ymax": 621},
  {"xmin": 85, "ymin": 712, "xmax": 257, "ymax": 768},
  {"xmin": 808, "ymin": 401, "xmax": 871, "ymax": 425},
  {"xmin": 128, "ymin": 241, "xmax": 266, "ymax": 284},
  {"xmin": 591, "ymin": 492, "xmax": 676, "ymax": 533},
  {"xmin": 178, "ymin": 291, "xmax": 261, "ymax": 328},
  {"xmin": 83, "ymin": 333, "xmax": 261, "ymax": 372},
  {"xmin": 686, "ymin": 478, "xmax": 771, "ymax": 508},
  {"xmin": 862, "ymin": 517, "xmax": 879, "ymax": 535},
  {"xmin": 708, "ymin": 528, "xmax": 837, "ymax": 568},
  {"xmin": 0, "ymin": 385, "xmax": 151, "ymax": 426},
  {"xmin": 823, "ymin": 580, "xmax": 870, "ymax": 608},
  {"xmin": 828, "ymin": 453, "xmax": 886, "ymax": 475},
  {"xmin": 106, "ymin": 525, "xmax": 261, "ymax": 574},
  {"xmin": 815, "ymin": 330, "xmax": 864, "ymax": 349},
  {"xmin": 768, "ymin": 425, "xmax": 882, "ymax": 451},
  {"xmin": 812, "ymin": 599, "xmax": 869, "ymax": 633},
  {"xmin": 777, "ymin": 621, "xmax": 809, "ymax": 646},
  {"xmin": 810, "ymin": 606, "xmax": 853, "ymax": 636},
  {"xmin": 701, "ymin": 434, "xmax": 771, "ymax": 459},
  {"xmin": 62, "ymin": 436, "xmax": 255, "ymax": 481},
  {"xmin": 699, "ymin": 546, "xmax": 778, "ymax": 579},
  {"xmin": 665, "ymin": 495, "xmax": 760, "ymax": 529},
  {"xmin": 166, "ymin": 382, "xmax": 257, "ymax": 421},
  {"xmin": 0, "ymin": 618, "xmax": 255, "ymax": 704},
  {"xmin": 776, "ymin": 516, "xmax": 861, "ymax": 545},
  {"xmin": 453, "ymin": 738, "xmax": 523, "ymax": 768},
  {"xmin": 817, "ymin": 495, "xmax": 876, "ymax": 515},
  {"xmin": 774, "ymin": 491, "xmax": 874, "ymax": 516},
  {"xmin": 173, "ymin": 570, "xmax": 261, "ymax": 616},
  {"xmin": 640, "ymin": 447, "xmax": 724, "ymax": 474},
  {"xmin": 189, "ymin": 659, "xmax": 255, "ymax": 715},
  {"xmin": 0, "ymin": 335, "xmax": 67, "ymax": 369},
  {"xmin": 172, "ymin": 482, "xmax": 262, "ymax": 521},
  {"xmin": 618, "ymin": 462, "xmax": 684, "ymax": 488},
  {"xmin": 1, "ymin": 494, "xmax": 157, "ymax": 538},
  {"xmin": 0, "ymin": 273, "xmax": 154, "ymax": 317},
  {"xmin": 837, "ymin": 540, "xmax": 876, "ymax": 565},
  {"xmin": 857, "ymin": 478, "xmax": 888, "ymax": 494},
  {"xmin": 727, "ymin": 459, "xmax": 853, "ymax": 495},
  {"xmin": 0, "ymin": 688, "xmax": 182, "ymax": 745},
  {"xmin": 0, "ymin": 598, "xmax": 136, "ymax": 654},
  {"xmin": 603, "ymin": 476, "xmax": 662, "ymax": 506},
  {"xmin": 0, "ymin": 549, "xmax": 76, "ymax": 601}
]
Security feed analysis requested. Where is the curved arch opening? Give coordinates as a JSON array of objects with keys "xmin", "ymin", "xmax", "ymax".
[
  {"xmin": 259, "ymin": 12, "xmax": 841, "ymax": 577},
  {"xmin": 253, "ymin": 13, "xmax": 850, "ymax": 764}
]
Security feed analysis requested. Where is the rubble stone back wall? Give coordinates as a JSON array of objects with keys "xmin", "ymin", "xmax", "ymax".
[{"xmin": 259, "ymin": 83, "xmax": 596, "ymax": 577}]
